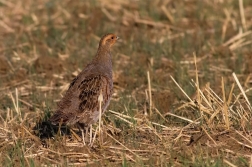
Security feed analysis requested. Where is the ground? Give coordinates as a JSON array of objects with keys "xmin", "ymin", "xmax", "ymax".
[{"xmin": 0, "ymin": 0, "xmax": 252, "ymax": 166}]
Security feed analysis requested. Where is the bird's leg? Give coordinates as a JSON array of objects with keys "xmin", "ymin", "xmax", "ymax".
[
  {"xmin": 90, "ymin": 125, "xmax": 98, "ymax": 147},
  {"xmin": 85, "ymin": 126, "xmax": 89, "ymax": 142},
  {"xmin": 77, "ymin": 122, "xmax": 86, "ymax": 145},
  {"xmin": 89, "ymin": 124, "xmax": 92, "ymax": 144},
  {"xmin": 57, "ymin": 118, "xmax": 63, "ymax": 136},
  {"xmin": 81, "ymin": 129, "xmax": 86, "ymax": 146}
]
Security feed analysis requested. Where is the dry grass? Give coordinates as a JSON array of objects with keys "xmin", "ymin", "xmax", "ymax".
[{"xmin": 0, "ymin": 0, "xmax": 252, "ymax": 166}]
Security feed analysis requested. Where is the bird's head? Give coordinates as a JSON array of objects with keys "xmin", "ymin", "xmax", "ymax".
[{"xmin": 99, "ymin": 33, "xmax": 119, "ymax": 48}]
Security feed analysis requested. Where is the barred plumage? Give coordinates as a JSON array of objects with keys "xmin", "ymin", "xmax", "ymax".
[{"xmin": 49, "ymin": 33, "xmax": 118, "ymax": 127}]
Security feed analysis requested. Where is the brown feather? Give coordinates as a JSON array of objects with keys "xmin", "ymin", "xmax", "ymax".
[{"xmin": 49, "ymin": 33, "xmax": 118, "ymax": 127}]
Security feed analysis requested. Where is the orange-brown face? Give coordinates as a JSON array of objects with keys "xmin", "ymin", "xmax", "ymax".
[{"xmin": 100, "ymin": 34, "xmax": 119, "ymax": 47}]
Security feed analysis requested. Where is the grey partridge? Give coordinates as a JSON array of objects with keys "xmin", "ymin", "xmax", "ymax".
[{"xmin": 50, "ymin": 33, "xmax": 119, "ymax": 128}]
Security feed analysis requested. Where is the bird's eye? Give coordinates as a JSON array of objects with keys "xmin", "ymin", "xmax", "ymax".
[{"xmin": 111, "ymin": 37, "xmax": 114, "ymax": 39}]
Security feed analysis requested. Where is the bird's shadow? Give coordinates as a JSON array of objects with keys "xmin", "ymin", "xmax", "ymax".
[{"xmin": 33, "ymin": 120, "xmax": 71, "ymax": 140}]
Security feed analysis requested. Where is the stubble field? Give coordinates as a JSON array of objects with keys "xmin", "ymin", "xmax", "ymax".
[{"xmin": 0, "ymin": 0, "xmax": 252, "ymax": 166}]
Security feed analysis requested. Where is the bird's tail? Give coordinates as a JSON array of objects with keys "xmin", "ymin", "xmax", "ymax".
[{"xmin": 49, "ymin": 110, "xmax": 68, "ymax": 125}]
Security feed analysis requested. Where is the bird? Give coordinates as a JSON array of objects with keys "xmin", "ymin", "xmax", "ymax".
[{"xmin": 49, "ymin": 33, "xmax": 119, "ymax": 130}]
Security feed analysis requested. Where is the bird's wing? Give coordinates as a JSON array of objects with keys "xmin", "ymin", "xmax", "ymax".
[{"xmin": 50, "ymin": 74, "xmax": 111, "ymax": 125}]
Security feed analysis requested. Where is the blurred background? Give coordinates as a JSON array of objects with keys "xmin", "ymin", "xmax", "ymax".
[{"xmin": 0, "ymin": 0, "xmax": 252, "ymax": 166}]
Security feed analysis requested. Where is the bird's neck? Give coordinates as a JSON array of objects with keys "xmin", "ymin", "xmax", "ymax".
[
  {"xmin": 94, "ymin": 45, "xmax": 112, "ymax": 65},
  {"xmin": 91, "ymin": 45, "xmax": 112, "ymax": 77}
]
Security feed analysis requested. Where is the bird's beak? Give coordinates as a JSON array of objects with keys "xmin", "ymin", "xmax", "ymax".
[{"xmin": 116, "ymin": 36, "xmax": 120, "ymax": 40}]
